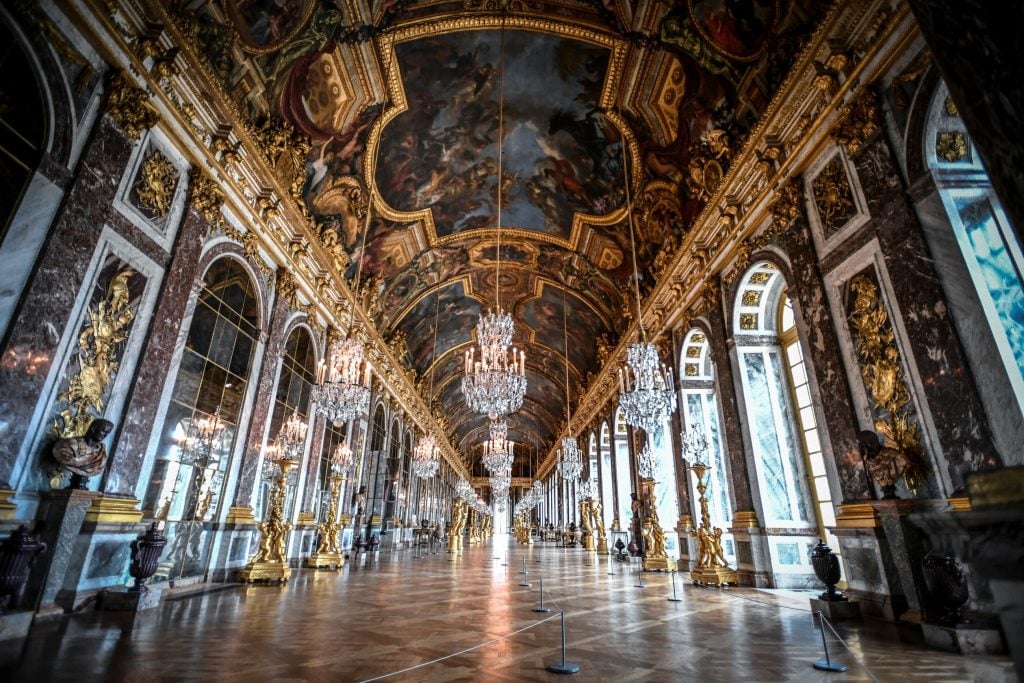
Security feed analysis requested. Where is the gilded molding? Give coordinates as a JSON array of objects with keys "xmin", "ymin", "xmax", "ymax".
[{"xmin": 831, "ymin": 89, "xmax": 882, "ymax": 156}]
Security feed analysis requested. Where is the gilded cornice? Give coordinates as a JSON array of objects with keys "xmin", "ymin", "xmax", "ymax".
[
  {"xmin": 537, "ymin": 0, "xmax": 916, "ymax": 479},
  {"xmin": 67, "ymin": 0, "xmax": 469, "ymax": 478}
]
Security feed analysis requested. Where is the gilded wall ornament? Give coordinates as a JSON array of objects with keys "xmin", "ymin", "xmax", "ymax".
[
  {"xmin": 831, "ymin": 90, "xmax": 881, "ymax": 156},
  {"xmin": 253, "ymin": 117, "xmax": 311, "ymax": 199},
  {"xmin": 935, "ymin": 132, "xmax": 968, "ymax": 162},
  {"xmin": 277, "ymin": 270, "xmax": 299, "ymax": 309},
  {"xmin": 685, "ymin": 129, "xmax": 730, "ymax": 202},
  {"xmin": 769, "ymin": 177, "xmax": 802, "ymax": 232},
  {"xmin": 847, "ymin": 274, "xmax": 925, "ymax": 487},
  {"xmin": 55, "ymin": 269, "xmax": 137, "ymax": 439},
  {"xmin": 133, "ymin": 150, "xmax": 178, "ymax": 218},
  {"xmin": 188, "ymin": 170, "xmax": 224, "ymax": 225},
  {"xmin": 811, "ymin": 155, "xmax": 857, "ymax": 237},
  {"xmin": 105, "ymin": 71, "xmax": 158, "ymax": 140},
  {"xmin": 690, "ymin": 279, "xmax": 720, "ymax": 318}
]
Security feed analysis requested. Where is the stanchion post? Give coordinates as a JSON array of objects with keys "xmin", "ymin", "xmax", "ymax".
[
  {"xmin": 634, "ymin": 556, "xmax": 645, "ymax": 589},
  {"xmin": 533, "ymin": 577, "xmax": 551, "ymax": 613},
  {"xmin": 667, "ymin": 569, "xmax": 681, "ymax": 602},
  {"xmin": 545, "ymin": 611, "xmax": 580, "ymax": 675},
  {"xmin": 812, "ymin": 612, "xmax": 848, "ymax": 673}
]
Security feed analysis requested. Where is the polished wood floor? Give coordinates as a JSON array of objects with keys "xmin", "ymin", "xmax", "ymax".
[{"xmin": 3, "ymin": 537, "xmax": 1016, "ymax": 682}]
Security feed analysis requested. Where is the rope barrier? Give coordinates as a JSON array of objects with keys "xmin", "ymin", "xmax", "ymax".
[{"xmin": 356, "ymin": 611, "xmax": 564, "ymax": 682}]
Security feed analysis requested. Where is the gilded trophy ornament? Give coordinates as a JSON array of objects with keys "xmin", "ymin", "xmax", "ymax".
[
  {"xmin": 847, "ymin": 275, "xmax": 925, "ymax": 494},
  {"xmin": 811, "ymin": 156, "xmax": 857, "ymax": 236},
  {"xmin": 134, "ymin": 150, "xmax": 178, "ymax": 218},
  {"xmin": 55, "ymin": 269, "xmax": 136, "ymax": 441}
]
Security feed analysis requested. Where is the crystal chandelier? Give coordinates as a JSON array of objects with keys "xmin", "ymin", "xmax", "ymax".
[
  {"xmin": 277, "ymin": 408, "xmax": 308, "ymax": 461},
  {"xmin": 313, "ymin": 336, "xmax": 371, "ymax": 426},
  {"xmin": 490, "ymin": 468, "xmax": 511, "ymax": 503},
  {"xmin": 576, "ymin": 478, "xmax": 594, "ymax": 500},
  {"xmin": 681, "ymin": 429, "xmax": 709, "ymax": 464},
  {"xmin": 481, "ymin": 417, "xmax": 514, "ymax": 473},
  {"xmin": 178, "ymin": 406, "xmax": 226, "ymax": 466},
  {"xmin": 638, "ymin": 436, "xmax": 657, "ymax": 479},
  {"xmin": 616, "ymin": 104, "xmax": 677, "ymax": 434},
  {"xmin": 462, "ymin": 310, "xmax": 526, "ymax": 419},
  {"xmin": 461, "ymin": 24, "xmax": 527, "ymax": 421},
  {"xmin": 412, "ymin": 433, "xmax": 441, "ymax": 479},
  {"xmin": 455, "ymin": 477, "xmax": 474, "ymax": 501},
  {"xmin": 618, "ymin": 341, "xmax": 676, "ymax": 434},
  {"xmin": 331, "ymin": 439, "xmax": 353, "ymax": 476},
  {"xmin": 557, "ymin": 436, "xmax": 583, "ymax": 481}
]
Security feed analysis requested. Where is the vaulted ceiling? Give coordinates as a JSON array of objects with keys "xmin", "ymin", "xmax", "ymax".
[{"xmin": 188, "ymin": 0, "xmax": 824, "ymax": 474}]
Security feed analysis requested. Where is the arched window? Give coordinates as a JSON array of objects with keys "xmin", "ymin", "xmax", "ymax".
[
  {"xmin": 679, "ymin": 327, "xmax": 734, "ymax": 559},
  {"xmin": 734, "ymin": 262, "xmax": 834, "ymax": 581},
  {"xmin": 925, "ymin": 82, "xmax": 1024, "ymax": 422},
  {"xmin": 143, "ymin": 257, "xmax": 261, "ymax": 580},
  {"xmin": 613, "ymin": 409, "xmax": 632, "ymax": 534},
  {"xmin": 596, "ymin": 423, "xmax": 613, "ymax": 532}
]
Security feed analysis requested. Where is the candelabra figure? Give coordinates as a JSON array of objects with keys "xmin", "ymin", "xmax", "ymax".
[
  {"xmin": 307, "ymin": 473, "xmax": 344, "ymax": 569},
  {"xmin": 241, "ymin": 457, "xmax": 297, "ymax": 583},
  {"xmin": 640, "ymin": 479, "xmax": 676, "ymax": 571},
  {"xmin": 688, "ymin": 461, "xmax": 737, "ymax": 586}
]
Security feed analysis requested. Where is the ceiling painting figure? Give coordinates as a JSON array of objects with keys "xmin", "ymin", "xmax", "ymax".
[
  {"xmin": 373, "ymin": 29, "xmax": 622, "ymax": 240},
  {"xmin": 397, "ymin": 281, "xmax": 481, "ymax": 373}
]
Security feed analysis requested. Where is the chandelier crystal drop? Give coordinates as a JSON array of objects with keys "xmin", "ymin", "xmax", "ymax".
[
  {"xmin": 618, "ymin": 341, "xmax": 677, "ymax": 434},
  {"xmin": 178, "ymin": 406, "xmax": 226, "ymax": 466},
  {"xmin": 277, "ymin": 408, "xmax": 309, "ymax": 462},
  {"xmin": 411, "ymin": 433, "xmax": 441, "ymax": 479},
  {"xmin": 481, "ymin": 417, "xmax": 514, "ymax": 473},
  {"xmin": 462, "ymin": 309, "xmax": 527, "ymax": 419},
  {"xmin": 313, "ymin": 337, "xmax": 371, "ymax": 427},
  {"xmin": 638, "ymin": 437, "xmax": 658, "ymax": 479},
  {"xmin": 331, "ymin": 440, "xmax": 353, "ymax": 476},
  {"xmin": 557, "ymin": 435, "xmax": 583, "ymax": 481}
]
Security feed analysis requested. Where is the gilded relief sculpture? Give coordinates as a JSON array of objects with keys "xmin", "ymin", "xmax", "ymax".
[
  {"xmin": 847, "ymin": 275, "xmax": 925, "ymax": 495},
  {"xmin": 50, "ymin": 268, "xmax": 136, "ymax": 489}
]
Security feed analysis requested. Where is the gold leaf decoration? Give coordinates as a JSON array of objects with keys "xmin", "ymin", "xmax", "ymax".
[
  {"xmin": 105, "ymin": 71, "xmax": 158, "ymax": 140},
  {"xmin": 134, "ymin": 150, "xmax": 178, "ymax": 217}
]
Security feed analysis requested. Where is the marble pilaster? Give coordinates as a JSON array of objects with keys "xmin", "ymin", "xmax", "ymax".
[
  {"xmin": 232, "ymin": 280, "xmax": 288, "ymax": 508},
  {"xmin": 102, "ymin": 207, "xmax": 209, "ymax": 497},
  {"xmin": 301, "ymin": 414, "xmax": 328, "ymax": 514},
  {"xmin": 853, "ymin": 134, "xmax": 999, "ymax": 491},
  {"xmin": 24, "ymin": 490, "xmax": 96, "ymax": 614},
  {"xmin": 702, "ymin": 283, "xmax": 756, "ymax": 513},
  {"xmin": 783, "ymin": 215, "xmax": 872, "ymax": 502},
  {"xmin": 0, "ymin": 115, "xmax": 136, "ymax": 487}
]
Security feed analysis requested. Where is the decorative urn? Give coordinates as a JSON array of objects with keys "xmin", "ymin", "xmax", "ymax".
[
  {"xmin": 129, "ymin": 522, "xmax": 167, "ymax": 591},
  {"xmin": 810, "ymin": 540, "xmax": 846, "ymax": 602},
  {"xmin": 0, "ymin": 525, "xmax": 47, "ymax": 611},
  {"xmin": 921, "ymin": 552, "xmax": 970, "ymax": 625}
]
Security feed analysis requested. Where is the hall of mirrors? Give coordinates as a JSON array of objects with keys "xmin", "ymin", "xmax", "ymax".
[{"xmin": 0, "ymin": 0, "xmax": 1022, "ymax": 680}]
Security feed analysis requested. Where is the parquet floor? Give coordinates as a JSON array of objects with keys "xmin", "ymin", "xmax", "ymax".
[{"xmin": 3, "ymin": 537, "xmax": 1016, "ymax": 682}]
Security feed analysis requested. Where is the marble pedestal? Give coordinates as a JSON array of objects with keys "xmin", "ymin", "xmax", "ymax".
[
  {"xmin": 101, "ymin": 585, "xmax": 164, "ymax": 612},
  {"xmin": 24, "ymin": 489, "xmax": 96, "ymax": 617},
  {"xmin": 643, "ymin": 555, "xmax": 678, "ymax": 572},
  {"xmin": 921, "ymin": 622, "xmax": 1004, "ymax": 655},
  {"xmin": 810, "ymin": 597, "xmax": 862, "ymax": 621}
]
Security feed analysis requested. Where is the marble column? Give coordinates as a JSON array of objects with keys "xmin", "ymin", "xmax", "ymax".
[
  {"xmin": 0, "ymin": 115, "xmax": 136, "ymax": 487},
  {"xmin": 854, "ymin": 133, "xmax": 999, "ymax": 491},
  {"xmin": 782, "ymin": 215, "xmax": 871, "ymax": 503},
  {"xmin": 905, "ymin": 1, "xmax": 1024, "ymax": 246},
  {"xmin": 102, "ymin": 206, "xmax": 209, "ymax": 497},
  {"xmin": 233, "ymin": 277, "xmax": 288, "ymax": 509}
]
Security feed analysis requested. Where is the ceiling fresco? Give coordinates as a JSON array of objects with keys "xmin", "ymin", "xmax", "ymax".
[{"xmin": 186, "ymin": 0, "xmax": 824, "ymax": 470}]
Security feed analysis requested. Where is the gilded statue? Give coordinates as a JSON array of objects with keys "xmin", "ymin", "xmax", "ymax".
[
  {"xmin": 641, "ymin": 483, "xmax": 669, "ymax": 558},
  {"xmin": 448, "ymin": 499, "xmax": 467, "ymax": 553},
  {"xmin": 590, "ymin": 498, "xmax": 606, "ymax": 542},
  {"xmin": 56, "ymin": 269, "xmax": 136, "ymax": 440},
  {"xmin": 50, "ymin": 418, "xmax": 113, "ymax": 489},
  {"xmin": 313, "ymin": 475, "xmax": 343, "ymax": 556}
]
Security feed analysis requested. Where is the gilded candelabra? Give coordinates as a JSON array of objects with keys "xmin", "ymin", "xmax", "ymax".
[
  {"xmin": 640, "ymin": 479, "xmax": 677, "ymax": 572},
  {"xmin": 241, "ymin": 458, "xmax": 296, "ymax": 583},
  {"xmin": 307, "ymin": 473, "xmax": 344, "ymax": 569},
  {"xmin": 688, "ymin": 462, "xmax": 736, "ymax": 585}
]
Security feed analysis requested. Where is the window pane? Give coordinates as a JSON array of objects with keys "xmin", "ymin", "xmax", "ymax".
[
  {"xmin": 799, "ymin": 405, "xmax": 817, "ymax": 429},
  {"xmin": 804, "ymin": 430, "xmax": 822, "ymax": 457},
  {"xmin": 795, "ymin": 384, "xmax": 811, "ymax": 408}
]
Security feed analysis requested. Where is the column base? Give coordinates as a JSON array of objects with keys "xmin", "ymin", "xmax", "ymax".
[
  {"xmin": 922, "ymin": 621, "xmax": 1005, "ymax": 655},
  {"xmin": 691, "ymin": 565, "xmax": 737, "ymax": 586},
  {"xmin": 239, "ymin": 561, "xmax": 291, "ymax": 583},
  {"xmin": 306, "ymin": 552, "xmax": 343, "ymax": 569},
  {"xmin": 643, "ymin": 555, "xmax": 677, "ymax": 572}
]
